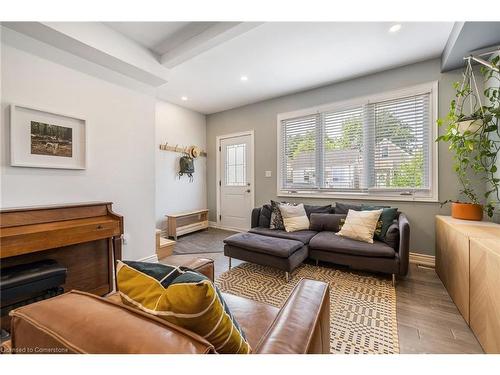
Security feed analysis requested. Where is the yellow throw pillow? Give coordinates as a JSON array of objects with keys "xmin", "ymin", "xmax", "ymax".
[
  {"xmin": 336, "ymin": 209, "xmax": 383, "ymax": 243},
  {"xmin": 117, "ymin": 260, "xmax": 251, "ymax": 354},
  {"xmin": 279, "ymin": 203, "xmax": 310, "ymax": 232}
]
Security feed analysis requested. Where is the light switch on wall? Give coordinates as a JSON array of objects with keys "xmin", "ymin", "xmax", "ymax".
[
  {"xmin": 123, "ymin": 233, "xmax": 130, "ymax": 245},
  {"xmin": 265, "ymin": 171, "xmax": 272, "ymax": 177}
]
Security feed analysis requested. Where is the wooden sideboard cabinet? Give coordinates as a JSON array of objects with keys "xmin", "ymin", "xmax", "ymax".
[
  {"xmin": 470, "ymin": 238, "xmax": 500, "ymax": 353},
  {"xmin": 435, "ymin": 215, "xmax": 500, "ymax": 353}
]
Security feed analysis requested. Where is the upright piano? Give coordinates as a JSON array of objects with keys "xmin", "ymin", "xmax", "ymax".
[{"xmin": 0, "ymin": 202, "xmax": 123, "ymax": 330}]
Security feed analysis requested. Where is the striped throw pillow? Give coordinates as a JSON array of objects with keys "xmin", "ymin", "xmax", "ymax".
[{"xmin": 117, "ymin": 260, "xmax": 251, "ymax": 354}]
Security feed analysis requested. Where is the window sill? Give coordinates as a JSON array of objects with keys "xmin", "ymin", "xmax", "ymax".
[{"xmin": 277, "ymin": 191, "xmax": 439, "ymax": 203}]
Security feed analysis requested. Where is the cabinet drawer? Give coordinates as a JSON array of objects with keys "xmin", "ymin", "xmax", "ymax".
[{"xmin": 0, "ymin": 220, "xmax": 120, "ymax": 258}]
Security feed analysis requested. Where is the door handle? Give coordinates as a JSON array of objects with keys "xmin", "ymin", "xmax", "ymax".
[{"xmin": 246, "ymin": 189, "xmax": 251, "ymax": 193}]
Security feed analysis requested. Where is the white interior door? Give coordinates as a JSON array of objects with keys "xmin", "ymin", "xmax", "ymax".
[{"xmin": 219, "ymin": 134, "xmax": 253, "ymax": 231}]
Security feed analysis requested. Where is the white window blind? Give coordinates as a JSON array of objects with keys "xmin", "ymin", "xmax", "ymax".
[
  {"xmin": 368, "ymin": 94, "xmax": 430, "ymax": 191},
  {"xmin": 323, "ymin": 107, "xmax": 364, "ymax": 190},
  {"xmin": 281, "ymin": 114, "xmax": 319, "ymax": 189},
  {"xmin": 279, "ymin": 85, "xmax": 435, "ymax": 198}
]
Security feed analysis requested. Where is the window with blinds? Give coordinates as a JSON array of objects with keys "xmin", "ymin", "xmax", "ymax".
[
  {"xmin": 278, "ymin": 84, "xmax": 436, "ymax": 199},
  {"xmin": 281, "ymin": 114, "xmax": 319, "ymax": 189},
  {"xmin": 323, "ymin": 107, "xmax": 364, "ymax": 190},
  {"xmin": 369, "ymin": 94, "xmax": 430, "ymax": 190}
]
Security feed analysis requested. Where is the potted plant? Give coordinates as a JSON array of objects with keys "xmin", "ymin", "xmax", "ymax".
[{"xmin": 437, "ymin": 55, "xmax": 500, "ymax": 221}]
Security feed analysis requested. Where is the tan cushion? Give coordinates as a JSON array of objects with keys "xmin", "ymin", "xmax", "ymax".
[
  {"xmin": 9, "ymin": 290, "xmax": 214, "ymax": 354},
  {"xmin": 279, "ymin": 203, "xmax": 310, "ymax": 232},
  {"xmin": 222, "ymin": 292, "xmax": 279, "ymax": 349},
  {"xmin": 336, "ymin": 209, "xmax": 382, "ymax": 243}
]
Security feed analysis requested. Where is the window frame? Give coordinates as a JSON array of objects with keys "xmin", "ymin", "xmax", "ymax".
[{"xmin": 276, "ymin": 81, "xmax": 439, "ymax": 202}]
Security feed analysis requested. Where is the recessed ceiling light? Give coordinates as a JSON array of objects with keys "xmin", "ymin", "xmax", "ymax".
[
  {"xmin": 389, "ymin": 24, "xmax": 402, "ymax": 33},
  {"xmin": 181, "ymin": 96, "xmax": 188, "ymax": 101},
  {"xmin": 240, "ymin": 75, "xmax": 248, "ymax": 82}
]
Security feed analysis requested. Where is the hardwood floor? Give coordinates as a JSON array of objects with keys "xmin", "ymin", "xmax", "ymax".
[
  {"xmin": 396, "ymin": 264, "xmax": 483, "ymax": 353},
  {"xmin": 166, "ymin": 229, "xmax": 484, "ymax": 354}
]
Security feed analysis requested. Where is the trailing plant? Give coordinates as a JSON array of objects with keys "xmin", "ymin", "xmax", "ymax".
[{"xmin": 436, "ymin": 55, "xmax": 500, "ymax": 218}]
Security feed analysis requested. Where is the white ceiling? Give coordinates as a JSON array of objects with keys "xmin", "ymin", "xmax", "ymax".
[
  {"xmin": 150, "ymin": 22, "xmax": 454, "ymax": 114},
  {"xmin": 12, "ymin": 22, "xmax": 454, "ymax": 114}
]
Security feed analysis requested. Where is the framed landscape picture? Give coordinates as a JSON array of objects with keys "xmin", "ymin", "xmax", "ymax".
[{"xmin": 10, "ymin": 104, "xmax": 87, "ymax": 169}]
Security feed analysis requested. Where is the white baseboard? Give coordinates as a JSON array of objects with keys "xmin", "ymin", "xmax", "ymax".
[
  {"xmin": 136, "ymin": 254, "xmax": 159, "ymax": 263},
  {"xmin": 409, "ymin": 252, "xmax": 435, "ymax": 267},
  {"xmin": 208, "ymin": 221, "xmax": 245, "ymax": 233}
]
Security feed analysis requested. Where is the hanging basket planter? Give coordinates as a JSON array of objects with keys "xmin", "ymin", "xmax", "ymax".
[{"xmin": 456, "ymin": 116, "xmax": 483, "ymax": 134}]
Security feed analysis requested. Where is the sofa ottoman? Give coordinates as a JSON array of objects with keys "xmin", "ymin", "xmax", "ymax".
[{"xmin": 223, "ymin": 232, "xmax": 308, "ymax": 281}]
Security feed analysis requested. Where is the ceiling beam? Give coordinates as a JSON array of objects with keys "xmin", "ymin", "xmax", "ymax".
[
  {"xmin": 441, "ymin": 22, "xmax": 500, "ymax": 72},
  {"xmin": 160, "ymin": 22, "xmax": 263, "ymax": 68},
  {"xmin": 2, "ymin": 22, "xmax": 170, "ymax": 86}
]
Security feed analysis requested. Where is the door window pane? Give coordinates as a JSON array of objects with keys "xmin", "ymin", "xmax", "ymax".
[{"xmin": 225, "ymin": 144, "xmax": 246, "ymax": 186}]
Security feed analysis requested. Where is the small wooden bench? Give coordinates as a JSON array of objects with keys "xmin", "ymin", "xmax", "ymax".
[{"xmin": 166, "ymin": 209, "xmax": 209, "ymax": 240}]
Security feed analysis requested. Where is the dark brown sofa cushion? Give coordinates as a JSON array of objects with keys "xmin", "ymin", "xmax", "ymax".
[
  {"xmin": 309, "ymin": 213, "xmax": 346, "ymax": 232},
  {"xmin": 224, "ymin": 232, "xmax": 303, "ymax": 258},
  {"xmin": 303, "ymin": 204, "xmax": 332, "ymax": 218},
  {"xmin": 259, "ymin": 204, "xmax": 272, "ymax": 228},
  {"xmin": 334, "ymin": 202, "xmax": 362, "ymax": 214},
  {"xmin": 248, "ymin": 227, "xmax": 318, "ymax": 244},
  {"xmin": 309, "ymin": 231, "xmax": 396, "ymax": 258},
  {"xmin": 383, "ymin": 222, "xmax": 400, "ymax": 249}
]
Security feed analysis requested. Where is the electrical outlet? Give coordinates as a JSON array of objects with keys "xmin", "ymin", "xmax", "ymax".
[
  {"xmin": 265, "ymin": 170, "xmax": 272, "ymax": 177},
  {"xmin": 122, "ymin": 233, "xmax": 130, "ymax": 245}
]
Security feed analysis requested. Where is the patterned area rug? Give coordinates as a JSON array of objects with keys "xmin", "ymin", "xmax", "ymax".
[{"xmin": 215, "ymin": 263, "xmax": 399, "ymax": 354}]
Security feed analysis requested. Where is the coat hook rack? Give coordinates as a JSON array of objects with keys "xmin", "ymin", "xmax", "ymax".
[{"xmin": 159, "ymin": 141, "xmax": 207, "ymax": 157}]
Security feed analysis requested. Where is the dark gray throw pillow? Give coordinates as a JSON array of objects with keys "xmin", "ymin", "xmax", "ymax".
[
  {"xmin": 334, "ymin": 202, "xmax": 362, "ymax": 214},
  {"xmin": 303, "ymin": 204, "xmax": 332, "ymax": 218},
  {"xmin": 383, "ymin": 221, "xmax": 400, "ymax": 249},
  {"xmin": 309, "ymin": 213, "xmax": 346, "ymax": 232},
  {"xmin": 259, "ymin": 204, "xmax": 272, "ymax": 228}
]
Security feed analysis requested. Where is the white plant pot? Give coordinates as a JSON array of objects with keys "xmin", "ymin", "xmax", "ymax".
[{"xmin": 457, "ymin": 118, "xmax": 483, "ymax": 134}]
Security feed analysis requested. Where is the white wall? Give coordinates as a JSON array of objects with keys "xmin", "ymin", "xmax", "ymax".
[
  {"xmin": 0, "ymin": 42, "xmax": 157, "ymax": 261},
  {"xmin": 155, "ymin": 100, "xmax": 207, "ymax": 231}
]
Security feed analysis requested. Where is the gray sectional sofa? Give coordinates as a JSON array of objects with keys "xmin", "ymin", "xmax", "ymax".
[{"xmin": 224, "ymin": 202, "xmax": 410, "ymax": 283}]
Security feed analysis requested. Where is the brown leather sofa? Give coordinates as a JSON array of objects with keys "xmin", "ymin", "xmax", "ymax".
[{"xmin": 2, "ymin": 256, "xmax": 331, "ymax": 354}]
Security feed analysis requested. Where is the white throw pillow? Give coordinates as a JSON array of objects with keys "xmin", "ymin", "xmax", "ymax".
[
  {"xmin": 336, "ymin": 209, "xmax": 383, "ymax": 243},
  {"xmin": 279, "ymin": 203, "xmax": 310, "ymax": 232}
]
